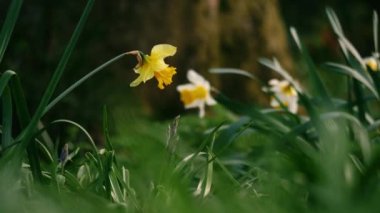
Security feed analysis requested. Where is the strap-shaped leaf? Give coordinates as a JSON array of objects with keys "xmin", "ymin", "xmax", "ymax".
[
  {"xmin": 44, "ymin": 52, "xmax": 128, "ymax": 114},
  {"xmin": 258, "ymin": 57, "xmax": 302, "ymax": 92},
  {"xmin": 0, "ymin": 70, "xmax": 16, "ymax": 96},
  {"xmin": 0, "ymin": 0, "xmax": 23, "ymax": 64},
  {"xmin": 325, "ymin": 62, "xmax": 379, "ymax": 98},
  {"xmin": 289, "ymin": 27, "xmax": 331, "ymax": 105},
  {"xmin": 321, "ymin": 111, "xmax": 371, "ymax": 164},
  {"xmin": 2, "ymin": 86, "xmax": 12, "ymax": 147},
  {"xmin": 326, "ymin": 7, "xmax": 344, "ymax": 38},
  {"xmin": 374, "ymin": 11, "xmax": 379, "ymax": 54},
  {"xmin": 17, "ymin": 0, "xmax": 95, "ymax": 151},
  {"xmin": 209, "ymin": 68, "xmax": 257, "ymax": 80}
]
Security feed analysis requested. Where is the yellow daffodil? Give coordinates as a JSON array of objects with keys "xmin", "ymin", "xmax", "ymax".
[
  {"xmin": 128, "ymin": 44, "xmax": 177, "ymax": 89},
  {"xmin": 177, "ymin": 70, "xmax": 216, "ymax": 118},
  {"xmin": 267, "ymin": 79, "xmax": 298, "ymax": 113},
  {"xmin": 364, "ymin": 56, "xmax": 380, "ymax": 72}
]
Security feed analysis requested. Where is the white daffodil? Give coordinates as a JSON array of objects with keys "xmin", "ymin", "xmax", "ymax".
[
  {"xmin": 267, "ymin": 79, "xmax": 298, "ymax": 114},
  {"xmin": 363, "ymin": 56, "xmax": 380, "ymax": 72},
  {"xmin": 177, "ymin": 70, "xmax": 216, "ymax": 118}
]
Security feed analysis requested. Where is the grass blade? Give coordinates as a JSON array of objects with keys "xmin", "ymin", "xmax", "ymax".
[
  {"xmin": 102, "ymin": 106, "xmax": 114, "ymax": 151},
  {"xmin": 326, "ymin": 7, "xmax": 344, "ymax": 37},
  {"xmin": 290, "ymin": 27, "xmax": 332, "ymax": 105},
  {"xmin": 0, "ymin": 70, "xmax": 16, "ymax": 96},
  {"xmin": 209, "ymin": 68, "xmax": 257, "ymax": 80},
  {"xmin": 9, "ymin": 74, "xmax": 31, "ymax": 128},
  {"xmin": 374, "ymin": 11, "xmax": 379, "ymax": 54},
  {"xmin": 17, "ymin": 0, "xmax": 95, "ymax": 152},
  {"xmin": 44, "ymin": 52, "xmax": 128, "ymax": 114},
  {"xmin": 325, "ymin": 62, "xmax": 378, "ymax": 98},
  {"xmin": 2, "ymin": 86, "xmax": 12, "ymax": 147},
  {"xmin": 8, "ymin": 74, "xmax": 44, "ymax": 182},
  {"xmin": 322, "ymin": 112, "xmax": 371, "ymax": 164},
  {"xmin": 258, "ymin": 57, "xmax": 302, "ymax": 92},
  {"xmin": 0, "ymin": 0, "xmax": 23, "ymax": 64}
]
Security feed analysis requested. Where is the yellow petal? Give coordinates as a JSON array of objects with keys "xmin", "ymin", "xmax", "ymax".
[
  {"xmin": 137, "ymin": 62, "xmax": 156, "ymax": 82},
  {"xmin": 150, "ymin": 44, "xmax": 177, "ymax": 59},
  {"xmin": 280, "ymin": 84, "xmax": 297, "ymax": 97},
  {"xmin": 365, "ymin": 58, "xmax": 379, "ymax": 72},
  {"xmin": 178, "ymin": 85, "xmax": 208, "ymax": 106},
  {"xmin": 154, "ymin": 67, "xmax": 176, "ymax": 89},
  {"xmin": 130, "ymin": 76, "xmax": 144, "ymax": 87}
]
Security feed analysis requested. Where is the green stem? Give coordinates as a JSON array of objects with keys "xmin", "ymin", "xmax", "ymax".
[{"xmin": 43, "ymin": 52, "xmax": 128, "ymax": 115}]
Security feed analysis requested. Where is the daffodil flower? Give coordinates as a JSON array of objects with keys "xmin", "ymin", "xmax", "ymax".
[
  {"xmin": 267, "ymin": 79, "xmax": 298, "ymax": 113},
  {"xmin": 364, "ymin": 56, "xmax": 380, "ymax": 72},
  {"xmin": 177, "ymin": 70, "xmax": 216, "ymax": 118},
  {"xmin": 128, "ymin": 44, "xmax": 177, "ymax": 89}
]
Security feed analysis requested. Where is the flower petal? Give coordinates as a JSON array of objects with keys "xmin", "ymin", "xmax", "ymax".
[
  {"xmin": 151, "ymin": 44, "xmax": 177, "ymax": 59},
  {"xmin": 198, "ymin": 103, "xmax": 205, "ymax": 118},
  {"xmin": 136, "ymin": 63, "xmax": 155, "ymax": 83},
  {"xmin": 288, "ymin": 97, "xmax": 298, "ymax": 113},
  {"xmin": 364, "ymin": 57, "xmax": 379, "ymax": 72},
  {"xmin": 269, "ymin": 79, "xmax": 280, "ymax": 86},
  {"xmin": 187, "ymin": 69, "xmax": 207, "ymax": 85},
  {"xmin": 154, "ymin": 67, "xmax": 176, "ymax": 89},
  {"xmin": 177, "ymin": 84, "xmax": 196, "ymax": 92},
  {"xmin": 206, "ymin": 96, "xmax": 217, "ymax": 106},
  {"xmin": 130, "ymin": 76, "xmax": 144, "ymax": 87}
]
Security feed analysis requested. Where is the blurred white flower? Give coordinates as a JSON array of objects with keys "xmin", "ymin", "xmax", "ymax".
[
  {"xmin": 363, "ymin": 56, "xmax": 380, "ymax": 72},
  {"xmin": 177, "ymin": 70, "xmax": 216, "ymax": 118},
  {"xmin": 267, "ymin": 79, "xmax": 298, "ymax": 113}
]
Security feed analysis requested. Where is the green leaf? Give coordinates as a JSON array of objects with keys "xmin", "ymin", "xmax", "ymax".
[
  {"xmin": 16, "ymin": 0, "xmax": 95, "ymax": 153},
  {"xmin": 1, "ymin": 86, "xmax": 12, "ymax": 147},
  {"xmin": 42, "ymin": 119, "xmax": 102, "ymax": 171},
  {"xmin": 374, "ymin": 11, "xmax": 379, "ymax": 53},
  {"xmin": 202, "ymin": 148, "xmax": 214, "ymax": 197},
  {"xmin": 0, "ymin": 70, "xmax": 16, "ymax": 96},
  {"xmin": 109, "ymin": 168, "xmax": 125, "ymax": 203},
  {"xmin": 8, "ymin": 75, "xmax": 44, "ymax": 182},
  {"xmin": 289, "ymin": 27, "xmax": 332, "ymax": 106},
  {"xmin": 325, "ymin": 7, "xmax": 344, "ymax": 37},
  {"xmin": 215, "ymin": 93, "xmax": 290, "ymax": 133},
  {"xmin": 9, "ymin": 74, "xmax": 31, "ymax": 128},
  {"xmin": 325, "ymin": 62, "xmax": 378, "ymax": 98},
  {"xmin": 213, "ymin": 117, "xmax": 252, "ymax": 154},
  {"xmin": 258, "ymin": 57, "xmax": 302, "ymax": 92},
  {"xmin": 0, "ymin": 71, "xmax": 16, "ymax": 147},
  {"xmin": 0, "ymin": 0, "xmax": 23, "ymax": 64},
  {"xmin": 175, "ymin": 123, "xmax": 225, "ymax": 173},
  {"xmin": 209, "ymin": 68, "xmax": 257, "ymax": 81},
  {"xmin": 326, "ymin": 8, "xmax": 371, "ymax": 83},
  {"xmin": 322, "ymin": 111, "xmax": 371, "ymax": 164},
  {"xmin": 44, "ymin": 52, "xmax": 128, "ymax": 114},
  {"xmin": 102, "ymin": 106, "xmax": 114, "ymax": 151},
  {"xmin": 339, "ymin": 38, "xmax": 365, "ymax": 66}
]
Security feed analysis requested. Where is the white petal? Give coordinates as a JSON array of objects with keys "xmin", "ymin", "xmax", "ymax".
[
  {"xmin": 198, "ymin": 104, "xmax": 205, "ymax": 118},
  {"xmin": 268, "ymin": 79, "xmax": 280, "ymax": 86},
  {"xmin": 184, "ymin": 99, "xmax": 204, "ymax": 109},
  {"xmin": 270, "ymin": 98, "xmax": 280, "ymax": 108},
  {"xmin": 177, "ymin": 84, "xmax": 196, "ymax": 92},
  {"xmin": 288, "ymin": 98, "xmax": 298, "ymax": 113},
  {"xmin": 187, "ymin": 69, "xmax": 207, "ymax": 85},
  {"xmin": 206, "ymin": 96, "xmax": 217, "ymax": 106}
]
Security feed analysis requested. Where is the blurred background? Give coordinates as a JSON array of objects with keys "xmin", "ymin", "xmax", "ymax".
[{"xmin": 0, "ymin": 0, "xmax": 379, "ymax": 139}]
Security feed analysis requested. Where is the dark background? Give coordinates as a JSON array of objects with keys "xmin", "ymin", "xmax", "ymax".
[{"xmin": 1, "ymin": 0, "xmax": 379, "ymax": 135}]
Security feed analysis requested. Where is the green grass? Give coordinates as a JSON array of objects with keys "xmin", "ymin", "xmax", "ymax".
[{"xmin": 1, "ymin": 1, "xmax": 380, "ymax": 212}]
